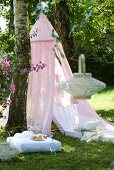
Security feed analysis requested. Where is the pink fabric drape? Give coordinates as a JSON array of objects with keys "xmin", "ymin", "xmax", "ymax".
[
  {"xmin": 27, "ymin": 41, "xmax": 55, "ymax": 136},
  {"xmin": 53, "ymin": 42, "xmax": 113, "ymax": 131},
  {"xmin": 27, "ymin": 13, "xmax": 114, "ymax": 136}
]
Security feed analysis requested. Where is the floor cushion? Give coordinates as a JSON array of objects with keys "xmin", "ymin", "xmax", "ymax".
[{"xmin": 7, "ymin": 136, "xmax": 61, "ymax": 153}]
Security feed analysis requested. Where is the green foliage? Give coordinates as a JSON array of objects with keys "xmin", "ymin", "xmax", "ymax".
[
  {"xmin": 65, "ymin": 0, "xmax": 114, "ymax": 85},
  {"xmin": 67, "ymin": 0, "xmax": 114, "ymax": 59},
  {"xmin": 0, "ymin": 0, "xmax": 14, "ymax": 56},
  {"xmin": 0, "ymin": 31, "xmax": 14, "ymax": 56}
]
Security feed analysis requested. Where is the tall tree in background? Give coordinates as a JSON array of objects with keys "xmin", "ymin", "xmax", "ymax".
[
  {"xmin": 7, "ymin": 0, "xmax": 30, "ymax": 129},
  {"xmin": 49, "ymin": 0, "xmax": 76, "ymax": 71}
]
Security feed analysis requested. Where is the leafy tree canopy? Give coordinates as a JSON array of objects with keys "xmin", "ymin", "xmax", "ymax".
[{"xmin": 0, "ymin": 0, "xmax": 114, "ymax": 84}]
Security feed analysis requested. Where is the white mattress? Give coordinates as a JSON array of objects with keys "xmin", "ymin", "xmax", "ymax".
[{"xmin": 7, "ymin": 137, "xmax": 61, "ymax": 153}]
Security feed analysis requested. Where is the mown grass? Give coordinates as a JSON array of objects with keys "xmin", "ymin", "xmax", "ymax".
[
  {"xmin": 90, "ymin": 86, "xmax": 114, "ymax": 122},
  {"xmin": 0, "ymin": 86, "xmax": 114, "ymax": 170}
]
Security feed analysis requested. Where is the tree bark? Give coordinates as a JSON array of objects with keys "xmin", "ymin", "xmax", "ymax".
[
  {"xmin": 51, "ymin": 1, "xmax": 76, "ymax": 72},
  {"xmin": 6, "ymin": 0, "xmax": 30, "ymax": 129}
]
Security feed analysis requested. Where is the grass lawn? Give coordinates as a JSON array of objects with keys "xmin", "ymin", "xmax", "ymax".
[{"xmin": 0, "ymin": 86, "xmax": 114, "ymax": 170}]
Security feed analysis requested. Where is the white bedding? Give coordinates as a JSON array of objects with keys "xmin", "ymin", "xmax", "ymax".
[
  {"xmin": 7, "ymin": 131, "xmax": 61, "ymax": 153},
  {"xmin": 53, "ymin": 105, "xmax": 114, "ymax": 142}
]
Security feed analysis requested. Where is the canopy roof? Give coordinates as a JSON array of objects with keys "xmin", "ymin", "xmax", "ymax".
[{"xmin": 30, "ymin": 13, "xmax": 55, "ymax": 42}]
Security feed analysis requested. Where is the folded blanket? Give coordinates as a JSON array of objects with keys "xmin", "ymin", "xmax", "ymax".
[{"xmin": 81, "ymin": 129, "xmax": 104, "ymax": 142}]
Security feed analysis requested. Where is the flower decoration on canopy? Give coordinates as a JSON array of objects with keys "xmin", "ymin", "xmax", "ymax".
[{"xmin": 21, "ymin": 60, "xmax": 46, "ymax": 74}]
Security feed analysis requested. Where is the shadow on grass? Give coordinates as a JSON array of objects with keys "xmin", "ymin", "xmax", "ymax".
[
  {"xmin": 98, "ymin": 86, "xmax": 114, "ymax": 94},
  {"xmin": 97, "ymin": 109, "xmax": 114, "ymax": 123}
]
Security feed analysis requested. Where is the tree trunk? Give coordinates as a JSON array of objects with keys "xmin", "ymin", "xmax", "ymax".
[
  {"xmin": 6, "ymin": 0, "xmax": 30, "ymax": 129},
  {"xmin": 8, "ymin": 0, "xmax": 14, "ymax": 33},
  {"xmin": 52, "ymin": 1, "xmax": 76, "ymax": 72}
]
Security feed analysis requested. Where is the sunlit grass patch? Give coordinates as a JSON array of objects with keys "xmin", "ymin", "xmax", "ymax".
[
  {"xmin": 0, "ymin": 105, "xmax": 3, "ymax": 112},
  {"xmin": 62, "ymin": 145, "xmax": 75, "ymax": 152},
  {"xmin": 89, "ymin": 86, "xmax": 114, "ymax": 111}
]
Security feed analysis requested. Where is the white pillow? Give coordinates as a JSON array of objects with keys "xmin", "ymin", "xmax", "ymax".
[
  {"xmin": 74, "ymin": 120, "xmax": 101, "ymax": 131},
  {"xmin": 14, "ymin": 131, "xmax": 34, "ymax": 139}
]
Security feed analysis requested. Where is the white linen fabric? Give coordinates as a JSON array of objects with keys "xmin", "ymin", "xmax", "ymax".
[
  {"xmin": 7, "ymin": 131, "xmax": 61, "ymax": 153},
  {"xmin": 7, "ymin": 137, "xmax": 61, "ymax": 153},
  {"xmin": 14, "ymin": 131, "xmax": 34, "ymax": 139}
]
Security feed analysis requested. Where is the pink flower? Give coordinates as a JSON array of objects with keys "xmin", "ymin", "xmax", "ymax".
[
  {"xmin": 10, "ymin": 83, "xmax": 16, "ymax": 94},
  {"xmin": 3, "ymin": 88, "xmax": 6, "ymax": 92},
  {"xmin": 2, "ymin": 60, "xmax": 11, "ymax": 68}
]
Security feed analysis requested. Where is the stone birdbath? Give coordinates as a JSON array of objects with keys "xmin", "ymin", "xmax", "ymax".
[{"xmin": 59, "ymin": 54, "xmax": 106, "ymax": 99}]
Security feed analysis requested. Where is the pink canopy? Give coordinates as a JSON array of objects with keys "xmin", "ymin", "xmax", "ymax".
[
  {"xmin": 26, "ymin": 13, "xmax": 114, "ymax": 137},
  {"xmin": 1, "ymin": 13, "xmax": 114, "ymax": 142}
]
